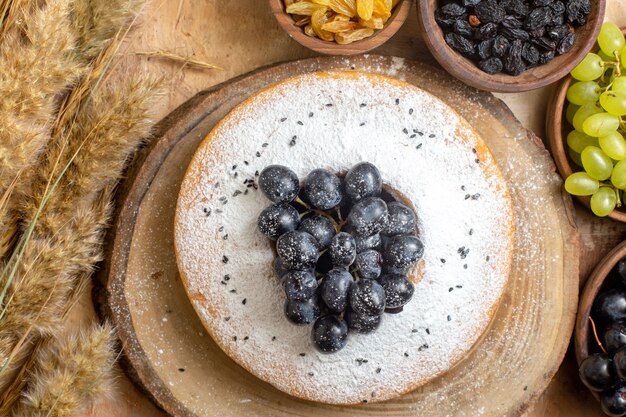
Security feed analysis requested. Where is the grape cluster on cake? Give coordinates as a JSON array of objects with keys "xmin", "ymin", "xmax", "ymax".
[
  {"xmin": 580, "ymin": 259, "xmax": 626, "ymax": 417},
  {"xmin": 256, "ymin": 162, "xmax": 423, "ymax": 353}
]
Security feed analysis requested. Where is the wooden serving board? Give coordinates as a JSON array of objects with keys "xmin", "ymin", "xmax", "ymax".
[{"xmin": 94, "ymin": 55, "xmax": 579, "ymax": 417}]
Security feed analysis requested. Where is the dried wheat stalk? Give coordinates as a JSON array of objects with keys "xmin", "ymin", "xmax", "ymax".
[
  {"xmin": 0, "ymin": 0, "xmax": 28, "ymax": 38},
  {"xmin": 70, "ymin": 0, "xmax": 141, "ymax": 61},
  {"xmin": 0, "ymin": 75, "xmax": 158, "ymax": 398},
  {"xmin": 135, "ymin": 50, "xmax": 223, "ymax": 70},
  {"xmin": 0, "ymin": 0, "xmax": 158, "ymax": 413},
  {"xmin": 0, "ymin": 0, "xmax": 84, "ymax": 259},
  {"xmin": 10, "ymin": 323, "xmax": 117, "ymax": 417}
]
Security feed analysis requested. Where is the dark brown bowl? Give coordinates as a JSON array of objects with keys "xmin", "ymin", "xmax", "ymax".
[
  {"xmin": 416, "ymin": 0, "xmax": 606, "ymax": 93},
  {"xmin": 575, "ymin": 240, "xmax": 626, "ymax": 402},
  {"xmin": 269, "ymin": 0, "xmax": 412, "ymax": 55},
  {"xmin": 546, "ymin": 28, "xmax": 626, "ymax": 223}
]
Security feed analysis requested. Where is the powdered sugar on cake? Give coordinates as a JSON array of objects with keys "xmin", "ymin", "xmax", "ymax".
[{"xmin": 174, "ymin": 71, "xmax": 514, "ymax": 404}]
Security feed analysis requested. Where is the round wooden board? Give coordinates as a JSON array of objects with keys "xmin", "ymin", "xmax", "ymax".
[{"xmin": 94, "ymin": 55, "xmax": 579, "ymax": 417}]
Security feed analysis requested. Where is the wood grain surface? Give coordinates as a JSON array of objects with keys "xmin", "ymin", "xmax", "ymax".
[{"xmin": 70, "ymin": 0, "xmax": 626, "ymax": 416}]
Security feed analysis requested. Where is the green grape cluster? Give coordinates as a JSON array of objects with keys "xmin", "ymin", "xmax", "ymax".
[{"xmin": 564, "ymin": 22, "xmax": 626, "ymax": 217}]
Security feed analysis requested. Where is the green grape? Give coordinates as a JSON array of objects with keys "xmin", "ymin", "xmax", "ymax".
[
  {"xmin": 613, "ymin": 77, "xmax": 626, "ymax": 95},
  {"xmin": 564, "ymin": 172, "xmax": 599, "ymax": 195},
  {"xmin": 569, "ymin": 148, "xmax": 584, "ymax": 167},
  {"xmin": 622, "ymin": 45, "xmax": 626, "ymax": 70},
  {"xmin": 567, "ymin": 130, "xmax": 598, "ymax": 153},
  {"xmin": 600, "ymin": 131, "xmax": 626, "ymax": 160},
  {"xmin": 598, "ymin": 22, "xmax": 626, "ymax": 56},
  {"xmin": 566, "ymin": 103, "xmax": 580, "ymax": 125},
  {"xmin": 571, "ymin": 53, "xmax": 604, "ymax": 81},
  {"xmin": 612, "ymin": 159, "xmax": 626, "ymax": 188},
  {"xmin": 567, "ymin": 81, "xmax": 602, "ymax": 105},
  {"xmin": 600, "ymin": 91, "xmax": 626, "ymax": 115},
  {"xmin": 582, "ymin": 112, "xmax": 620, "ymax": 137},
  {"xmin": 591, "ymin": 187, "xmax": 617, "ymax": 216},
  {"xmin": 581, "ymin": 146, "xmax": 613, "ymax": 180},
  {"xmin": 573, "ymin": 103, "xmax": 603, "ymax": 132}
]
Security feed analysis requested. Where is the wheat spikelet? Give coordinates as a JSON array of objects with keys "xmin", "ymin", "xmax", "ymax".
[
  {"xmin": 69, "ymin": 0, "xmax": 141, "ymax": 62},
  {"xmin": 0, "ymin": 188, "xmax": 114, "ymax": 412},
  {"xmin": 0, "ymin": 0, "xmax": 84, "ymax": 259},
  {"xmin": 24, "ymin": 77, "xmax": 158, "ymax": 235},
  {"xmin": 0, "ymin": 76, "xmax": 157, "ymax": 395},
  {"xmin": 0, "ymin": 0, "xmax": 29, "ymax": 38},
  {"xmin": 10, "ymin": 323, "xmax": 117, "ymax": 417},
  {"xmin": 0, "ymin": 0, "xmax": 156, "ymax": 411},
  {"xmin": 0, "ymin": 0, "xmax": 83, "ymax": 194}
]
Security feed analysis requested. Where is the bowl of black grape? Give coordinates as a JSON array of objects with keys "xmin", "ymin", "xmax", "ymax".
[
  {"xmin": 548, "ymin": 23, "xmax": 626, "ymax": 221},
  {"xmin": 256, "ymin": 162, "xmax": 424, "ymax": 354},
  {"xmin": 577, "ymin": 240, "xmax": 626, "ymax": 416}
]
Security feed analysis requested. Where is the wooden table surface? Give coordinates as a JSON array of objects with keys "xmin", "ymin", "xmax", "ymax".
[{"xmin": 71, "ymin": 0, "xmax": 626, "ymax": 415}]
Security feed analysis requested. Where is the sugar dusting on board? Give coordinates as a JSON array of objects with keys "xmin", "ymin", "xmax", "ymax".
[{"xmin": 174, "ymin": 71, "xmax": 514, "ymax": 404}]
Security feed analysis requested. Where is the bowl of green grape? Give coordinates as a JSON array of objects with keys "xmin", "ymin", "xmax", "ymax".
[{"xmin": 547, "ymin": 22, "xmax": 626, "ymax": 221}]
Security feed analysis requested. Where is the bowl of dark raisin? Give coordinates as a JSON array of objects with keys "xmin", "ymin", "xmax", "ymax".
[
  {"xmin": 576, "ymin": 240, "xmax": 626, "ymax": 416},
  {"xmin": 417, "ymin": 0, "xmax": 605, "ymax": 92}
]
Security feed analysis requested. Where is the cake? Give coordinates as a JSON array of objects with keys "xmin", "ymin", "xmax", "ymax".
[{"xmin": 174, "ymin": 71, "xmax": 514, "ymax": 405}]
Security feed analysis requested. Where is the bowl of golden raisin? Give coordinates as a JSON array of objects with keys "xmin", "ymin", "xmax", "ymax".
[{"xmin": 270, "ymin": 0, "xmax": 412, "ymax": 55}]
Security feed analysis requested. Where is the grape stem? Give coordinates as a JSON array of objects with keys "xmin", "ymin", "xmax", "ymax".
[
  {"xmin": 614, "ymin": 50, "xmax": 622, "ymax": 78},
  {"xmin": 295, "ymin": 197, "xmax": 311, "ymax": 209},
  {"xmin": 617, "ymin": 188, "xmax": 623, "ymax": 208},
  {"xmin": 588, "ymin": 316, "xmax": 608, "ymax": 354},
  {"xmin": 335, "ymin": 206, "xmax": 343, "ymax": 223}
]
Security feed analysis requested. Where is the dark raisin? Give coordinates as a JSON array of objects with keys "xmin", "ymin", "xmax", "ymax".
[
  {"xmin": 501, "ymin": 15, "xmax": 523, "ymax": 28},
  {"xmin": 445, "ymin": 32, "xmax": 476, "ymax": 56},
  {"xmin": 531, "ymin": 36, "xmax": 557, "ymax": 50},
  {"xmin": 501, "ymin": 0, "xmax": 530, "ymax": 17},
  {"xmin": 550, "ymin": 13, "xmax": 565, "ymax": 25},
  {"xmin": 565, "ymin": 0, "xmax": 590, "ymax": 26},
  {"xmin": 528, "ymin": 27, "xmax": 546, "ymax": 38},
  {"xmin": 453, "ymin": 19, "xmax": 475, "ymax": 37},
  {"xmin": 502, "ymin": 27, "xmax": 530, "ymax": 40},
  {"xmin": 521, "ymin": 42, "xmax": 540, "ymax": 65},
  {"xmin": 492, "ymin": 35, "xmax": 511, "ymax": 57},
  {"xmin": 474, "ymin": 0, "xmax": 505, "ymax": 23},
  {"xmin": 504, "ymin": 39, "xmax": 526, "ymax": 75},
  {"xmin": 478, "ymin": 57, "xmax": 503, "ymax": 74},
  {"xmin": 525, "ymin": 7, "xmax": 553, "ymax": 30},
  {"xmin": 547, "ymin": 24, "xmax": 570, "ymax": 40},
  {"xmin": 550, "ymin": 0, "xmax": 566, "ymax": 14},
  {"xmin": 538, "ymin": 49, "xmax": 556, "ymax": 64},
  {"xmin": 533, "ymin": 0, "xmax": 553, "ymax": 6},
  {"xmin": 557, "ymin": 31, "xmax": 575, "ymax": 54},
  {"xmin": 435, "ymin": 9, "xmax": 457, "ymax": 29},
  {"xmin": 462, "ymin": 0, "xmax": 481, "ymax": 6},
  {"xmin": 477, "ymin": 39, "xmax": 494, "ymax": 59},
  {"xmin": 474, "ymin": 22, "xmax": 498, "ymax": 39},
  {"xmin": 441, "ymin": 2, "xmax": 467, "ymax": 17}
]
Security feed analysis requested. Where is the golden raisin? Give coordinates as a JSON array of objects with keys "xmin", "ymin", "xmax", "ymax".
[
  {"xmin": 322, "ymin": 20, "xmax": 359, "ymax": 32},
  {"xmin": 359, "ymin": 16, "xmax": 383, "ymax": 29},
  {"xmin": 311, "ymin": 8, "xmax": 335, "ymax": 41},
  {"xmin": 286, "ymin": 2, "xmax": 326, "ymax": 15},
  {"xmin": 329, "ymin": 0, "xmax": 357, "ymax": 16},
  {"xmin": 335, "ymin": 27, "xmax": 375, "ymax": 44},
  {"xmin": 356, "ymin": 0, "xmax": 374, "ymax": 20}
]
